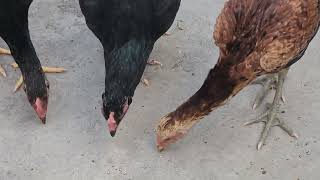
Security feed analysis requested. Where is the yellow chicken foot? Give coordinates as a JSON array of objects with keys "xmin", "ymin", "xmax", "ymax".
[
  {"xmin": 141, "ymin": 59, "xmax": 162, "ymax": 87},
  {"xmin": 0, "ymin": 48, "xmax": 11, "ymax": 77},
  {"xmin": 244, "ymin": 69, "xmax": 298, "ymax": 150},
  {"xmin": 0, "ymin": 48, "xmax": 11, "ymax": 55},
  {"xmin": 147, "ymin": 59, "xmax": 162, "ymax": 66},
  {"xmin": 13, "ymin": 75, "xmax": 23, "ymax": 92},
  {"xmin": 141, "ymin": 78, "xmax": 150, "ymax": 86},
  {"xmin": 0, "ymin": 65, "xmax": 6, "ymax": 77},
  {"xmin": 11, "ymin": 63, "xmax": 66, "ymax": 92}
]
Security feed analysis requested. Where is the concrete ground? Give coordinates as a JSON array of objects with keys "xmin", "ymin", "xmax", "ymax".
[{"xmin": 0, "ymin": 0, "xmax": 320, "ymax": 179}]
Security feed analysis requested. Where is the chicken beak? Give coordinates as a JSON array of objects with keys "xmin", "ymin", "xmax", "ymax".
[
  {"xmin": 156, "ymin": 135, "xmax": 165, "ymax": 152},
  {"xmin": 156, "ymin": 131, "xmax": 185, "ymax": 152},
  {"xmin": 107, "ymin": 112, "xmax": 118, "ymax": 137},
  {"xmin": 32, "ymin": 97, "xmax": 48, "ymax": 124}
]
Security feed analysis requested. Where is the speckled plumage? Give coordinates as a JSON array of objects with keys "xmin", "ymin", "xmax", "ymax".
[{"xmin": 157, "ymin": 0, "xmax": 320, "ymax": 151}]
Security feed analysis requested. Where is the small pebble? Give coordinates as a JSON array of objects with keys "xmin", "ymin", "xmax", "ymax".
[{"xmin": 306, "ymin": 151, "xmax": 311, "ymax": 155}]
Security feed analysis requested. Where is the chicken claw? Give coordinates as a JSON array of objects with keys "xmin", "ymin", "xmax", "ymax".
[
  {"xmin": 147, "ymin": 59, "xmax": 162, "ymax": 66},
  {"xmin": 14, "ymin": 75, "xmax": 23, "ymax": 92},
  {"xmin": 0, "ymin": 65, "xmax": 6, "ymax": 77},
  {"xmin": 141, "ymin": 78, "xmax": 150, "ymax": 86},
  {"xmin": 0, "ymin": 48, "xmax": 10, "ymax": 77},
  {"xmin": 11, "ymin": 63, "xmax": 66, "ymax": 92},
  {"xmin": 0, "ymin": 48, "xmax": 11, "ymax": 55},
  {"xmin": 42, "ymin": 67, "xmax": 66, "ymax": 73},
  {"xmin": 11, "ymin": 63, "xmax": 66, "ymax": 73},
  {"xmin": 245, "ymin": 69, "xmax": 297, "ymax": 150}
]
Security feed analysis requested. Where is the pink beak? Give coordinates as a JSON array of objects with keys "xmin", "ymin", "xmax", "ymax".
[
  {"xmin": 32, "ymin": 97, "xmax": 48, "ymax": 124},
  {"xmin": 107, "ymin": 112, "xmax": 118, "ymax": 137}
]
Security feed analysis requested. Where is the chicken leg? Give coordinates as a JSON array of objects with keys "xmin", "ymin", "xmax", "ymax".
[
  {"xmin": 244, "ymin": 68, "xmax": 298, "ymax": 150},
  {"xmin": 251, "ymin": 73, "xmax": 286, "ymax": 110}
]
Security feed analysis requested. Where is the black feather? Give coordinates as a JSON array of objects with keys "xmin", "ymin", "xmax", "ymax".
[
  {"xmin": 0, "ymin": 0, "xmax": 47, "ymax": 102},
  {"xmin": 80, "ymin": 0, "xmax": 180, "ymax": 124}
]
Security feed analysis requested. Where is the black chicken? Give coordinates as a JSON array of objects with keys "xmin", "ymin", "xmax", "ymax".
[
  {"xmin": 0, "ymin": 0, "xmax": 64, "ymax": 123},
  {"xmin": 79, "ymin": 0, "xmax": 181, "ymax": 136}
]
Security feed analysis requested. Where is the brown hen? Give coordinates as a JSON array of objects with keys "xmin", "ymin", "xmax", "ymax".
[{"xmin": 157, "ymin": 0, "xmax": 320, "ymax": 151}]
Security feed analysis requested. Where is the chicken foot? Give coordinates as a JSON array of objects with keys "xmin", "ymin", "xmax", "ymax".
[
  {"xmin": 244, "ymin": 68, "xmax": 298, "ymax": 150},
  {"xmin": 10, "ymin": 63, "xmax": 66, "ymax": 92},
  {"xmin": 147, "ymin": 59, "xmax": 162, "ymax": 66},
  {"xmin": 0, "ymin": 47, "xmax": 11, "ymax": 55},
  {"xmin": 0, "ymin": 48, "xmax": 11, "ymax": 77},
  {"xmin": 1, "ymin": 48, "xmax": 65, "ymax": 87},
  {"xmin": 0, "ymin": 65, "xmax": 5, "ymax": 77},
  {"xmin": 141, "ymin": 59, "xmax": 163, "ymax": 87}
]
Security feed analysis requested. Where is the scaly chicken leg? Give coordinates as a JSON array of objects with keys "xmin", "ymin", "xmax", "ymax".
[
  {"xmin": 251, "ymin": 73, "xmax": 286, "ymax": 110},
  {"xmin": 244, "ymin": 68, "xmax": 298, "ymax": 150}
]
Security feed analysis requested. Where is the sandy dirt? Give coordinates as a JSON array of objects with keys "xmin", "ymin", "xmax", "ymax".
[{"xmin": 0, "ymin": 0, "xmax": 320, "ymax": 179}]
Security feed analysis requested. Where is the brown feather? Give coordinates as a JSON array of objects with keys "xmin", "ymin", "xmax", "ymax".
[{"xmin": 156, "ymin": 0, "xmax": 320, "ymax": 151}]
